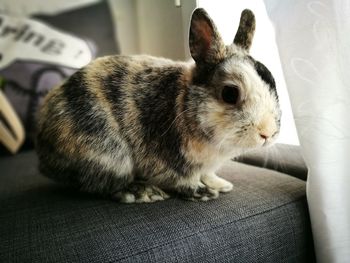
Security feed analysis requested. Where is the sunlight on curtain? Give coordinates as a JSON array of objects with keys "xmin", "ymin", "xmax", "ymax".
[{"xmin": 263, "ymin": 1, "xmax": 350, "ymax": 262}]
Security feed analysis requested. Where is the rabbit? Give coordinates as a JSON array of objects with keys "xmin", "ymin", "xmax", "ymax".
[{"xmin": 35, "ymin": 8, "xmax": 280, "ymax": 203}]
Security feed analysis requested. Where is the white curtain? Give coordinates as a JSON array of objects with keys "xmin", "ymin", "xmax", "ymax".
[{"xmin": 263, "ymin": 0, "xmax": 350, "ymax": 262}]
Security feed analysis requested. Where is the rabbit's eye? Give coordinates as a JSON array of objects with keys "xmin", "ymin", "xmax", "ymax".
[{"xmin": 222, "ymin": 85, "xmax": 240, "ymax": 105}]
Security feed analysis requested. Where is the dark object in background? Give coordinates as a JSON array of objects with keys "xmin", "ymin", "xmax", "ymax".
[
  {"xmin": 34, "ymin": 0, "xmax": 120, "ymax": 57},
  {"xmin": 0, "ymin": 1, "xmax": 119, "ymax": 152}
]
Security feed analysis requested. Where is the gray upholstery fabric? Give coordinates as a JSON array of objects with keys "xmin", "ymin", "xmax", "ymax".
[
  {"xmin": 0, "ymin": 151, "xmax": 313, "ymax": 262},
  {"xmin": 235, "ymin": 144, "xmax": 308, "ymax": 180}
]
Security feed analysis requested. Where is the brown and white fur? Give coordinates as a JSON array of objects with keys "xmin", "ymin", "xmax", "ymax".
[{"xmin": 36, "ymin": 9, "xmax": 280, "ymax": 203}]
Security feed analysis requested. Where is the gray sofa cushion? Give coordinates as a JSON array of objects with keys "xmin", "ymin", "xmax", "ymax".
[{"xmin": 0, "ymin": 151, "xmax": 313, "ymax": 262}]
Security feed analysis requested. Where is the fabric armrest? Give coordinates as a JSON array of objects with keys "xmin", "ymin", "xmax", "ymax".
[{"xmin": 235, "ymin": 143, "xmax": 308, "ymax": 180}]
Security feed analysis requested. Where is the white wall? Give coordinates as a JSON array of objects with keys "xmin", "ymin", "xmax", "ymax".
[
  {"xmin": 109, "ymin": 0, "xmax": 140, "ymax": 55},
  {"xmin": 110, "ymin": 0, "xmax": 190, "ymax": 60},
  {"xmin": 136, "ymin": 0, "xmax": 185, "ymax": 60}
]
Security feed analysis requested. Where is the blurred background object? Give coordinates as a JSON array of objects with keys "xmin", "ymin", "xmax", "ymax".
[
  {"xmin": 0, "ymin": 0, "xmax": 119, "ymax": 152},
  {"xmin": 0, "ymin": 89, "xmax": 25, "ymax": 153}
]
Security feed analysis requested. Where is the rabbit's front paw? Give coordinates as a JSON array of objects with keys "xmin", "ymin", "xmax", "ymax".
[
  {"xmin": 178, "ymin": 182, "xmax": 219, "ymax": 201},
  {"xmin": 201, "ymin": 173, "xmax": 233, "ymax": 193}
]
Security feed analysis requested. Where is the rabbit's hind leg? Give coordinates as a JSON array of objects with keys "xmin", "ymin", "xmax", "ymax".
[{"xmin": 112, "ymin": 182, "xmax": 170, "ymax": 203}]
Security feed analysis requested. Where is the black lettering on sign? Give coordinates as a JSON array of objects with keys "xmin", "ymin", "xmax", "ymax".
[
  {"xmin": 23, "ymin": 31, "xmax": 45, "ymax": 46},
  {"xmin": 42, "ymin": 39, "xmax": 65, "ymax": 55},
  {"xmin": 1, "ymin": 25, "xmax": 17, "ymax": 37},
  {"xmin": 14, "ymin": 24, "xmax": 29, "ymax": 41}
]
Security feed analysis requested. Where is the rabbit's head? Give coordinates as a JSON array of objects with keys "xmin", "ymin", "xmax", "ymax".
[{"xmin": 188, "ymin": 9, "xmax": 281, "ymax": 153}]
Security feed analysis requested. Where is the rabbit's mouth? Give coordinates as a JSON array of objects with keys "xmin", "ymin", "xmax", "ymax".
[{"xmin": 260, "ymin": 131, "xmax": 279, "ymax": 147}]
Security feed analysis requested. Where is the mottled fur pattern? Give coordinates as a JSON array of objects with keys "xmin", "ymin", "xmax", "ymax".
[
  {"xmin": 234, "ymin": 9, "xmax": 256, "ymax": 51},
  {"xmin": 36, "ymin": 9, "xmax": 281, "ymax": 202}
]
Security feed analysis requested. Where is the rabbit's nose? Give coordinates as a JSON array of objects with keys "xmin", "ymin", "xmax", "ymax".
[
  {"xmin": 258, "ymin": 114, "xmax": 277, "ymax": 140},
  {"xmin": 259, "ymin": 133, "xmax": 269, "ymax": 140}
]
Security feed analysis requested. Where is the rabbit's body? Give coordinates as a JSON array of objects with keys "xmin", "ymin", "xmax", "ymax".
[{"xmin": 36, "ymin": 9, "xmax": 281, "ymax": 202}]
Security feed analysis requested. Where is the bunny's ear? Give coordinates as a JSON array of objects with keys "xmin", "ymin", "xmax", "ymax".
[
  {"xmin": 189, "ymin": 8, "xmax": 225, "ymax": 64},
  {"xmin": 233, "ymin": 9, "xmax": 256, "ymax": 51}
]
